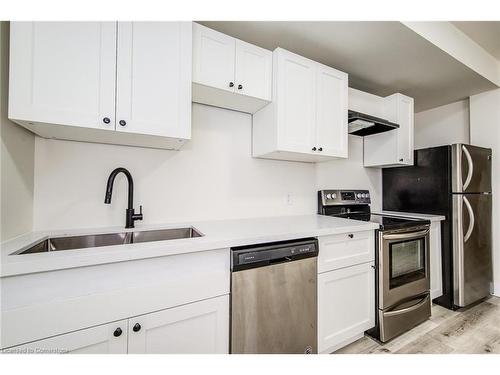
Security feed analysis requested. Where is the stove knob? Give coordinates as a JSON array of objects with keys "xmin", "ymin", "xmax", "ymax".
[
  {"xmin": 362, "ymin": 193, "xmax": 366, "ymax": 198},
  {"xmin": 366, "ymin": 193, "xmax": 370, "ymax": 198},
  {"xmin": 357, "ymin": 193, "xmax": 362, "ymax": 198},
  {"xmin": 332, "ymin": 193, "xmax": 337, "ymax": 199},
  {"xmin": 326, "ymin": 193, "xmax": 332, "ymax": 199}
]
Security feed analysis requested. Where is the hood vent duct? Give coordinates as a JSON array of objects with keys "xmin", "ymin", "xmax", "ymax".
[{"xmin": 348, "ymin": 110, "xmax": 399, "ymax": 136}]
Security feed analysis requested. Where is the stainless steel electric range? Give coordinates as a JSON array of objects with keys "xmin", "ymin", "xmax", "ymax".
[{"xmin": 318, "ymin": 189, "xmax": 432, "ymax": 342}]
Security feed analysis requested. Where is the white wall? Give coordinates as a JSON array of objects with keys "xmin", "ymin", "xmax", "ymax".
[
  {"xmin": 316, "ymin": 136, "xmax": 382, "ymax": 211},
  {"xmin": 33, "ymin": 104, "xmax": 317, "ymax": 231},
  {"xmin": 31, "ymin": 94, "xmax": 383, "ymax": 231},
  {"xmin": 0, "ymin": 22, "xmax": 35, "ymax": 241},
  {"xmin": 414, "ymin": 99, "xmax": 470, "ymax": 149},
  {"xmin": 469, "ymin": 88, "xmax": 500, "ymax": 297}
]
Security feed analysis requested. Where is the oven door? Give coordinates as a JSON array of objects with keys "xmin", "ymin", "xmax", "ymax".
[{"xmin": 379, "ymin": 226, "xmax": 430, "ymax": 309}]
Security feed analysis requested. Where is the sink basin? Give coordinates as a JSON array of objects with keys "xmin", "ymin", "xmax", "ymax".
[{"xmin": 13, "ymin": 227, "xmax": 203, "ymax": 255}]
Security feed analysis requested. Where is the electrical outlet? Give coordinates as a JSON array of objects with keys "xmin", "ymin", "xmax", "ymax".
[{"xmin": 286, "ymin": 193, "xmax": 293, "ymax": 206}]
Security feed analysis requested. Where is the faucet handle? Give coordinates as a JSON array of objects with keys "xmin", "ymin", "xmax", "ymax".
[{"xmin": 132, "ymin": 205, "xmax": 143, "ymax": 222}]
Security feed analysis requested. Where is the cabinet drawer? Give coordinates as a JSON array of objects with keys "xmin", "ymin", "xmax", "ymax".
[{"xmin": 318, "ymin": 230, "xmax": 374, "ymax": 273}]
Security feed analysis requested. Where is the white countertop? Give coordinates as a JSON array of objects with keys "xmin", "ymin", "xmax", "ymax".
[
  {"xmin": 374, "ymin": 211, "xmax": 446, "ymax": 222},
  {"xmin": 0, "ymin": 214, "xmax": 378, "ymax": 278}
]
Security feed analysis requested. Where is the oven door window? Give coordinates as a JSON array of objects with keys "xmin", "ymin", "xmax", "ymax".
[{"xmin": 389, "ymin": 238, "xmax": 426, "ymax": 289}]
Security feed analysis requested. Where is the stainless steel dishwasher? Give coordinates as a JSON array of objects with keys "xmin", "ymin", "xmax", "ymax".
[{"xmin": 230, "ymin": 238, "xmax": 318, "ymax": 354}]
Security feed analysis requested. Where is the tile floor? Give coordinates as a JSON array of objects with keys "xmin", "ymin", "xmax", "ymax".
[{"xmin": 335, "ymin": 296, "xmax": 500, "ymax": 354}]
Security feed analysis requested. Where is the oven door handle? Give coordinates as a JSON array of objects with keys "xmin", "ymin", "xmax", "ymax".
[
  {"xmin": 382, "ymin": 229, "xmax": 429, "ymax": 241},
  {"xmin": 384, "ymin": 295, "xmax": 430, "ymax": 317}
]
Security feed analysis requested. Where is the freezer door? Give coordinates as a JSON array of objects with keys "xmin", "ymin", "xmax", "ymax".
[
  {"xmin": 452, "ymin": 144, "xmax": 492, "ymax": 193},
  {"xmin": 452, "ymin": 193, "xmax": 492, "ymax": 307}
]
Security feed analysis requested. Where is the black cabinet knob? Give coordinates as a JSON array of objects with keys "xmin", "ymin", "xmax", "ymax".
[
  {"xmin": 237, "ymin": 84, "xmax": 243, "ymax": 90},
  {"xmin": 133, "ymin": 323, "xmax": 141, "ymax": 332},
  {"xmin": 119, "ymin": 120, "xmax": 127, "ymax": 126},
  {"xmin": 318, "ymin": 147, "xmax": 323, "ymax": 151},
  {"xmin": 103, "ymin": 117, "xmax": 110, "ymax": 124},
  {"xmin": 399, "ymin": 158, "xmax": 404, "ymax": 162},
  {"xmin": 312, "ymin": 147, "xmax": 317, "ymax": 151},
  {"xmin": 229, "ymin": 82, "xmax": 234, "ymax": 88},
  {"xmin": 348, "ymin": 233, "xmax": 354, "ymax": 239},
  {"xmin": 113, "ymin": 327, "xmax": 122, "ymax": 337}
]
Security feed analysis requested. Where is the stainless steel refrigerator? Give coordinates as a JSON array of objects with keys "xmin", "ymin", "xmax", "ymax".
[{"xmin": 382, "ymin": 144, "xmax": 492, "ymax": 309}]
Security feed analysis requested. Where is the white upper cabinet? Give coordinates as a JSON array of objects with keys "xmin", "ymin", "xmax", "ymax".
[
  {"xmin": 192, "ymin": 23, "xmax": 272, "ymax": 114},
  {"xmin": 9, "ymin": 21, "xmax": 192, "ymax": 150},
  {"xmin": 192, "ymin": 23, "xmax": 236, "ymax": 93},
  {"xmin": 8, "ymin": 22, "xmax": 117, "ymax": 130},
  {"xmin": 234, "ymin": 40, "xmax": 272, "ymax": 100},
  {"xmin": 253, "ymin": 48, "xmax": 348, "ymax": 163},
  {"xmin": 277, "ymin": 50, "xmax": 317, "ymax": 154},
  {"xmin": 315, "ymin": 65, "xmax": 348, "ymax": 158},
  {"xmin": 363, "ymin": 93, "xmax": 414, "ymax": 167},
  {"xmin": 116, "ymin": 22, "xmax": 192, "ymax": 139}
]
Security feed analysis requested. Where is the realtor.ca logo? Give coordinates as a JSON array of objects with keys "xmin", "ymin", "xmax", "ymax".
[{"xmin": 1, "ymin": 347, "xmax": 68, "ymax": 354}]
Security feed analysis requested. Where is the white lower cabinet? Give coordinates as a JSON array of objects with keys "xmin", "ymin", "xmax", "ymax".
[
  {"xmin": 128, "ymin": 295, "xmax": 229, "ymax": 354},
  {"xmin": 318, "ymin": 262, "xmax": 375, "ymax": 354},
  {"xmin": 4, "ymin": 295, "xmax": 229, "ymax": 354},
  {"xmin": 4, "ymin": 320, "xmax": 128, "ymax": 354}
]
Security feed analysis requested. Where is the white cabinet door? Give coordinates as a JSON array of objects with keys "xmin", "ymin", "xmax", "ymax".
[
  {"xmin": 234, "ymin": 40, "xmax": 272, "ymax": 100},
  {"xmin": 363, "ymin": 93, "xmax": 414, "ymax": 167},
  {"xmin": 116, "ymin": 22, "xmax": 191, "ymax": 139},
  {"xmin": 395, "ymin": 94, "xmax": 414, "ymax": 165},
  {"xmin": 318, "ymin": 262, "xmax": 375, "ymax": 353},
  {"xmin": 192, "ymin": 23, "xmax": 235, "ymax": 92},
  {"xmin": 276, "ymin": 48, "xmax": 317, "ymax": 154},
  {"xmin": 315, "ymin": 65, "xmax": 348, "ymax": 158},
  {"xmin": 4, "ymin": 320, "xmax": 128, "ymax": 354},
  {"xmin": 9, "ymin": 22, "xmax": 117, "ymax": 130},
  {"xmin": 127, "ymin": 295, "xmax": 229, "ymax": 354}
]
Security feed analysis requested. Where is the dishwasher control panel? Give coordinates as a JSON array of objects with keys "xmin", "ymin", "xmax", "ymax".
[{"xmin": 231, "ymin": 238, "xmax": 318, "ymax": 271}]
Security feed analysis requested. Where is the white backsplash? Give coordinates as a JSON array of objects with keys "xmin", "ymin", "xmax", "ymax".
[{"xmin": 33, "ymin": 103, "xmax": 382, "ymax": 231}]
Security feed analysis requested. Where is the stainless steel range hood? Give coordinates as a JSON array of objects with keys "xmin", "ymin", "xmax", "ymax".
[{"xmin": 348, "ymin": 110, "xmax": 399, "ymax": 136}]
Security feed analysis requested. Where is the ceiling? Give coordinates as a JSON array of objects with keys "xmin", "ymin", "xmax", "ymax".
[
  {"xmin": 199, "ymin": 21, "xmax": 499, "ymax": 112},
  {"xmin": 452, "ymin": 21, "xmax": 500, "ymax": 60}
]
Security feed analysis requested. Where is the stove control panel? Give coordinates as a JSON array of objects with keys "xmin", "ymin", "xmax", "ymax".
[{"xmin": 319, "ymin": 189, "xmax": 371, "ymax": 206}]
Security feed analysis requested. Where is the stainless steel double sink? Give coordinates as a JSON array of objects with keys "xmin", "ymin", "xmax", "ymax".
[{"xmin": 13, "ymin": 227, "xmax": 203, "ymax": 255}]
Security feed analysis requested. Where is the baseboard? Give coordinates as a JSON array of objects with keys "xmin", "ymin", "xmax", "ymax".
[
  {"xmin": 492, "ymin": 282, "xmax": 500, "ymax": 297},
  {"xmin": 321, "ymin": 332, "xmax": 365, "ymax": 354}
]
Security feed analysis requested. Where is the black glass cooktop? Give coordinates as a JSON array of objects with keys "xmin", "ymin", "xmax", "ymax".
[{"xmin": 330, "ymin": 212, "xmax": 430, "ymax": 231}]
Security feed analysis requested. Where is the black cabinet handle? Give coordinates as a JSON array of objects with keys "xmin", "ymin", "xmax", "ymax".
[
  {"xmin": 399, "ymin": 158, "xmax": 404, "ymax": 162},
  {"xmin": 229, "ymin": 82, "xmax": 234, "ymax": 88},
  {"xmin": 371, "ymin": 265, "xmax": 376, "ymax": 269},
  {"xmin": 312, "ymin": 147, "xmax": 317, "ymax": 151},
  {"xmin": 348, "ymin": 233, "xmax": 354, "ymax": 239},
  {"xmin": 237, "ymin": 84, "xmax": 243, "ymax": 90},
  {"xmin": 318, "ymin": 147, "xmax": 323, "ymax": 152},
  {"xmin": 132, "ymin": 323, "xmax": 141, "ymax": 332},
  {"xmin": 119, "ymin": 120, "xmax": 127, "ymax": 127},
  {"xmin": 113, "ymin": 327, "xmax": 122, "ymax": 337},
  {"xmin": 103, "ymin": 117, "xmax": 110, "ymax": 124}
]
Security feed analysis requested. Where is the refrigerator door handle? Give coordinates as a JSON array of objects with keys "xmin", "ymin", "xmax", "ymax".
[
  {"xmin": 462, "ymin": 145, "xmax": 474, "ymax": 191},
  {"xmin": 463, "ymin": 195, "xmax": 475, "ymax": 243}
]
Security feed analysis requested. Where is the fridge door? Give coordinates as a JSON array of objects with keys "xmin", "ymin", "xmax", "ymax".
[
  {"xmin": 452, "ymin": 193, "xmax": 492, "ymax": 307},
  {"xmin": 452, "ymin": 144, "xmax": 492, "ymax": 193}
]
